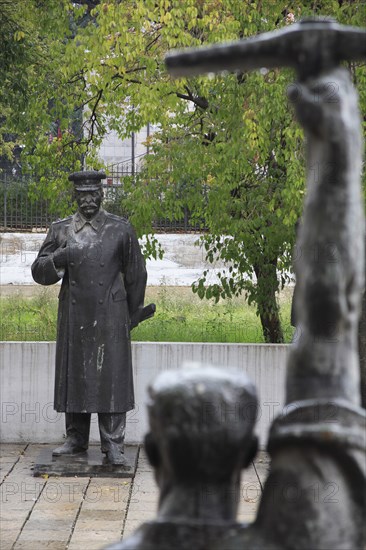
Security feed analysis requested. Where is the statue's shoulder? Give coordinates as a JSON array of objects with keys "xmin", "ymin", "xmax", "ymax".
[
  {"xmin": 105, "ymin": 211, "xmax": 131, "ymax": 226},
  {"xmin": 52, "ymin": 215, "xmax": 73, "ymax": 227}
]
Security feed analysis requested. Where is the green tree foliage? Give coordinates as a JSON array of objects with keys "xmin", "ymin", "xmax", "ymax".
[
  {"xmin": 0, "ymin": 0, "xmax": 89, "ymax": 210},
  {"xmin": 2, "ymin": 0, "xmax": 365, "ymax": 341}
]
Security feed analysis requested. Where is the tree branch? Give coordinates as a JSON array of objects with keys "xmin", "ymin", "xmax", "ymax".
[
  {"xmin": 76, "ymin": 90, "xmax": 102, "ymax": 111},
  {"xmin": 145, "ymin": 33, "xmax": 161, "ymax": 52},
  {"xmin": 176, "ymin": 91, "xmax": 209, "ymax": 110},
  {"xmin": 84, "ymin": 88, "xmax": 103, "ymax": 143},
  {"xmin": 73, "ymin": 0, "xmax": 99, "ymax": 8},
  {"xmin": 112, "ymin": 66, "xmax": 147, "ymax": 76}
]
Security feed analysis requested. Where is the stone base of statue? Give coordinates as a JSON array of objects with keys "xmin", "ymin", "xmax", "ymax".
[{"xmin": 33, "ymin": 445, "xmax": 138, "ymax": 478}]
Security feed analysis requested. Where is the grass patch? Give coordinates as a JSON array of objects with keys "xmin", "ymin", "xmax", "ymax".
[
  {"xmin": 0, "ymin": 288, "xmax": 58, "ymax": 341},
  {"xmin": 0, "ymin": 285, "xmax": 294, "ymax": 343}
]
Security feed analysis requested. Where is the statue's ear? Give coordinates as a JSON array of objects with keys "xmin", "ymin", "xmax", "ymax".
[
  {"xmin": 242, "ymin": 435, "xmax": 258, "ymax": 469},
  {"xmin": 144, "ymin": 432, "xmax": 160, "ymax": 468}
]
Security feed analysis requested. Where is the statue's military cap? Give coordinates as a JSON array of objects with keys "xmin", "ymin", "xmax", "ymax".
[{"xmin": 68, "ymin": 170, "xmax": 106, "ymax": 191}]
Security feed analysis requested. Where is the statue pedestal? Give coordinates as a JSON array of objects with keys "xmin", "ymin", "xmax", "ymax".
[{"xmin": 33, "ymin": 445, "xmax": 138, "ymax": 478}]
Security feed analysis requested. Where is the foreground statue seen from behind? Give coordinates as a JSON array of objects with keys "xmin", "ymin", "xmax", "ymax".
[
  {"xmin": 107, "ymin": 366, "xmax": 258, "ymax": 550},
  {"xmin": 107, "ymin": 17, "xmax": 366, "ymax": 549}
]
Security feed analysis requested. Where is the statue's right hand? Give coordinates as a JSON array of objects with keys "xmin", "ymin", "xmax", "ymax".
[
  {"xmin": 287, "ymin": 69, "xmax": 345, "ymax": 138},
  {"xmin": 53, "ymin": 243, "xmax": 68, "ymax": 268}
]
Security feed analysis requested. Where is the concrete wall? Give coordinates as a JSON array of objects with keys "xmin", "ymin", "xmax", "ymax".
[{"xmin": 0, "ymin": 342, "xmax": 289, "ymax": 447}]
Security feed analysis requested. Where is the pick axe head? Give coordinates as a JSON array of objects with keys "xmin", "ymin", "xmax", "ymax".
[{"xmin": 165, "ymin": 17, "xmax": 366, "ymax": 81}]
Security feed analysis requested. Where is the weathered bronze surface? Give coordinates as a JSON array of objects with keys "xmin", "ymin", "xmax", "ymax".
[
  {"xmin": 165, "ymin": 18, "xmax": 366, "ymax": 81},
  {"xmin": 360, "ymin": 249, "xmax": 366, "ymax": 408},
  {"xmin": 32, "ymin": 171, "xmax": 152, "ymax": 467},
  {"xmin": 107, "ymin": 366, "xmax": 259, "ymax": 550},
  {"xmin": 106, "ymin": 17, "xmax": 366, "ymax": 549}
]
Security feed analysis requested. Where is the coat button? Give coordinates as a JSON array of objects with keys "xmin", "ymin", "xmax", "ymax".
[
  {"xmin": 98, "ymin": 299, "xmax": 103, "ymax": 304},
  {"xmin": 71, "ymin": 280, "xmax": 76, "ymax": 286},
  {"xmin": 99, "ymin": 281, "xmax": 103, "ymax": 286},
  {"xmin": 100, "ymin": 262, "xmax": 105, "ymax": 267},
  {"xmin": 70, "ymin": 261, "xmax": 75, "ymax": 267},
  {"xmin": 72, "ymin": 299, "xmax": 76, "ymax": 304}
]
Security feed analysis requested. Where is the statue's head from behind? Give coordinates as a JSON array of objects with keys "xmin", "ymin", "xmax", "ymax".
[
  {"xmin": 69, "ymin": 170, "xmax": 106, "ymax": 220},
  {"xmin": 145, "ymin": 365, "xmax": 258, "ymax": 486}
]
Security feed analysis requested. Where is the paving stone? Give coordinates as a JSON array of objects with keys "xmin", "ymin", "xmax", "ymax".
[
  {"xmin": 0, "ymin": 510, "xmax": 30, "ymax": 522},
  {"xmin": 124, "ymin": 509, "xmax": 157, "ymax": 522},
  {"xmin": 9, "ymin": 463, "xmax": 41, "ymax": 477},
  {"xmin": 0, "ymin": 460, "xmax": 16, "ymax": 472},
  {"xmin": 28, "ymin": 507, "xmax": 79, "ymax": 521},
  {"xmin": 16, "ymin": 529, "xmax": 69, "ymax": 542},
  {"xmin": 38, "ymin": 478, "xmax": 88, "ymax": 504},
  {"xmin": 253, "ymin": 451, "xmax": 271, "ymax": 487},
  {"xmin": 239, "ymin": 510, "xmax": 258, "ymax": 522},
  {"xmin": 132, "ymin": 484, "xmax": 158, "ymax": 496},
  {"xmin": 127, "ymin": 491, "xmax": 158, "ymax": 504},
  {"xmin": 68, "ymin": 530, "xmax": 122, "ymax": 546},
  {"xmin": 136, "ymin": 449, "xmax": 154, "ymax": 472},
  {"xmin": 134, "ymin": 472, "xmax": 156, "ymax": 484},
  {"xmin": 0, "ymin": 442, "xmax": 270, "ymax": 549},
  {"xmin": 0, "ymin": 444, "xmax": 27, "ymax": 460},
  {"xmin": 0, "ymin": 529, "xmax": 20, "ymax": 549},
  {"xmin": 22, "ymin": 444, "xmax": 52, "ymax": 459},
  {"xmin": 20, "ymin": 519, "xmax": 73, "ymax": 531},
  {"xmin": 81, "ymin": 483, "xmax": 130, "ymax": 511},
  {"xmin": 0, "ymin": 466, "xmax": 16, "ymax": 484},
  {"xmin": 122, "ymin": 519, "xmax": 145, "ymax": 537},
  {"xmin": 0, "ymin": 519, "xmax": 28, "ymax": 531},
  {"xmin": 32, "ymin": 500, "xmax": 81, "ymax": 515},
  {"xmin": 76, "ymin": 509, "xmax": 123, "ymax": 521},
  {"xmin": 127, "ymin": 501, "xmax": 158, "ymax": 513},
  {"xmin": 1, "ymin": 497, "xmax": 35, "ymax": 517},
  {"xmin": 73, "ymin": 519, "xmax": 123, "ymax": 532},
  {"xmin": 14, "ymin": 542, "xmax": 67, "ymax": 550}
]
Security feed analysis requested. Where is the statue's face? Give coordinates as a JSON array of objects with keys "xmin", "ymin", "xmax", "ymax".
[{"xmin": 75, "ymin": 188, "xmax": 103, "ymax": 220}]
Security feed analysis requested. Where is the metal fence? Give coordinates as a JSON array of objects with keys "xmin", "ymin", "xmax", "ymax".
[
  {"xmin": 0, "ymin": 165, "xmax": 205, "ymax": 233},
  {"xmin": 0, "ymin": 174, "xmax": 60, "ymax": 232},
  {"xmin": 107, "ymin": 155, "xmax": 146, "ymax": 184},
  {"xmin": 105, "ymin": 158, "xmax": 205, "ymax": 232}
]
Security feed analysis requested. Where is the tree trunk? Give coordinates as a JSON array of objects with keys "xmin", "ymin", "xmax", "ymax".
[{"xmin": 254, "ymin": 262, "xmax": 284, "ymax": 343}]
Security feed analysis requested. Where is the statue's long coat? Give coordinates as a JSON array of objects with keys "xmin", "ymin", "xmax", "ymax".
[{"xmin": 32, "ymin": 209, "xmax": 147, "ymax": 413}]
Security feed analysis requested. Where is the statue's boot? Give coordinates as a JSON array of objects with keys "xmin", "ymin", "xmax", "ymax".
[
  {"xmin": 52, "ymin": 412, "xmax": 90, "ymax": 456},
  {"xmin": 104, "ymin": 446, "xmax": 131, "ymax": 467},
  {"xmin": 98, "ymin": 412, "xmax": 128, "ymax": 465},
  {"xmin": 52, "ymin": 439, "xmax": 88, "ymax": 456}
]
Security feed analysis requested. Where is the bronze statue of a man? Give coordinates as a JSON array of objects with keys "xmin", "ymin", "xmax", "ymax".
[
  {"xmin": 32, "ymin": 171, "xmax": 147, "ymax": 465},
  {"xmin": 160, "ymin": 16, "xmax": 366, "ymax": 550},
  {"xmin": 106, "ymin": 366, "xmax": 259, "ymax": 550}
]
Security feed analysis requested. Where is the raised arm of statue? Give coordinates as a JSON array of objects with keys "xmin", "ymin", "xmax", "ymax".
[
  {"xmin": 247, "ymin": 68, "xmax": 366, "ymax": 550},
  {"xmin": 162, "ymin": 18, "xmax": 366, "ymax": 550},
  {"xmin": 286, "ymin": 68, "xmax": 365, "ymax": 405}
]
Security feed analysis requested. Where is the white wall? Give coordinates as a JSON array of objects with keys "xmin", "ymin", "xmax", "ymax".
[
  {"xmin": 0, "ymin": 342, "xmax": 289, "ymax": 448},
  {"xmin": 0, "ymin": 233, "xmax": 225, "ymax": 286},
  {"xmin": 98, "ymin": 126, "xmax": 151, "ymax": 168}
]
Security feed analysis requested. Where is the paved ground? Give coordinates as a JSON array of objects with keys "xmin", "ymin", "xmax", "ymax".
[{"xmin": 0, "ymin": 443, "xmax": 270, "ymax": 550}]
